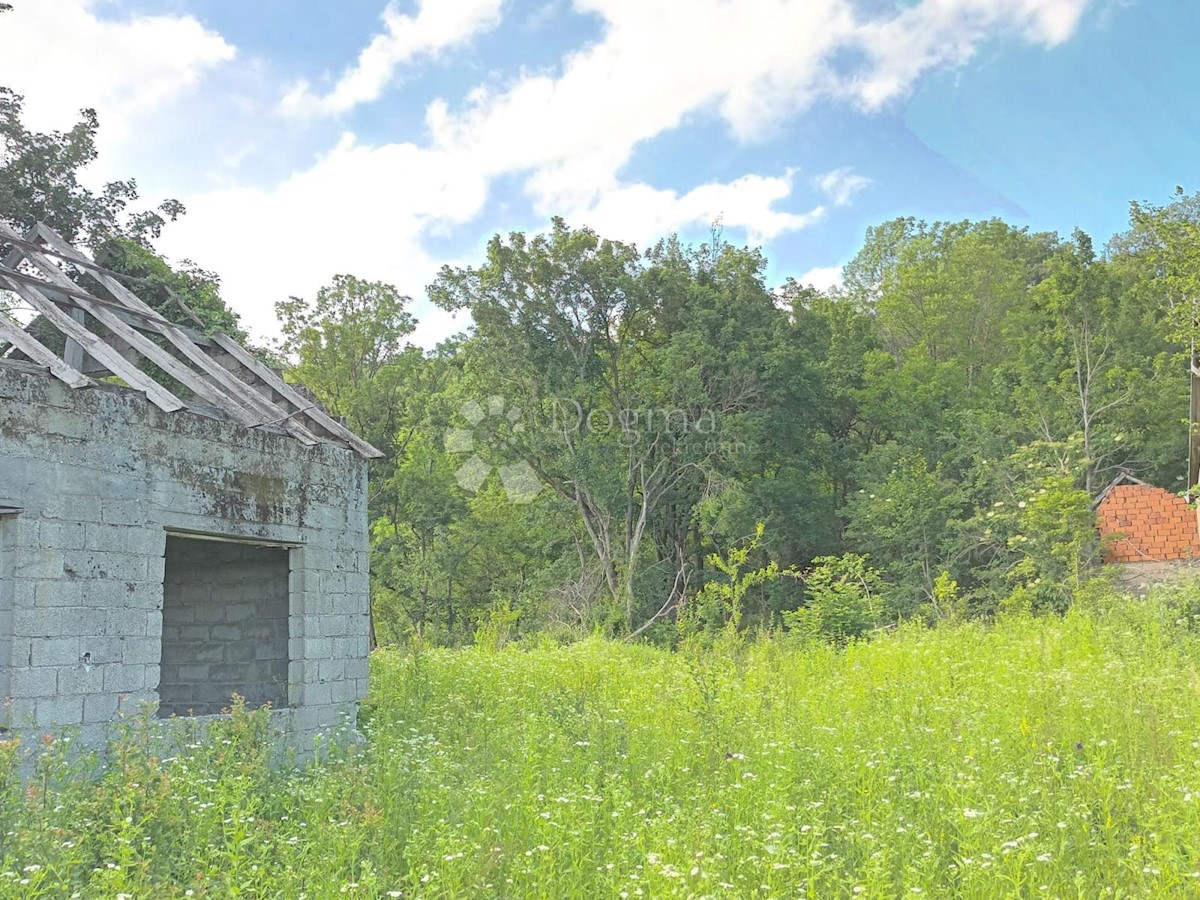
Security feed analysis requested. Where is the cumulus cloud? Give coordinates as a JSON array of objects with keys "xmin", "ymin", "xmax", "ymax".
[
  {"xmin": 422, "ymin": 0, "xmax": 1091, "ymax": 218},
  {"xmin": 280, "ymin": 0, "xmax": 505, "ymax": 118},
  {"xmin": 798, "ymin": 265, "xmax": 844, "ymax": 292},
  {"xmin": 6, "ymin": 0, "xmax": 1095, "ymax": 343},
  {"xmin": 0, "ymin": 0, "xmax": 234, "ymax": 138},
  {"xmin": 848, "ymin": 0, "xmax": 1090, "ymax": 109},
  {"xmin": 575, "ymin": 173, "xmax": 825, "ymax": 246},
  {"xmin": 158, "ymin": 133, "xmax": 488, "ymax": 339},
  {"xmin": 815, "ymin": 168, "xmax": 871, "ymax": 208}
]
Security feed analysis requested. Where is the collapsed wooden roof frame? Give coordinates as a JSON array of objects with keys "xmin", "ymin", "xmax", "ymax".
[{"xmin": 0, "ymin": 221, "xmax": 383, "ymax": 459}]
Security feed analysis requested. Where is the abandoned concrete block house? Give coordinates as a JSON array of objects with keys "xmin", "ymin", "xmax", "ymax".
[{"xmin": 0, "ymin": 221, "xmax": 382, "ymax": 753}]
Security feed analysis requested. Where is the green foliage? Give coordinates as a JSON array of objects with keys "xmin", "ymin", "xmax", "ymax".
[
  {"xmin": 92, "ymin": 236, "xmax": 242, "ymax": 336},
  {"xmin": 9, "ymin": 76, "xmax": 1200, "ymax": 643},
  {"xmin": 276, "ymin": 275, "xmax": 420, "ymax": 454},
  {"xmin": 959, "ymin": 438, "xmax": 1100, "ymax": 614},
  {"xmin": 845, "ymin": 452, "xmax": 963, "ymax": 611},
  {"xmin": 473, "ymin": 597, "xmax": 521, "ymax": 652},
  {"xmin": 678, "ymin": 523, "xmax": 799, "ymax": 639},
  {"xmin": 0, "ymin": 87, "xmax": 184, "ymax": 244},
  {"xmin": 784, "ymin": 552, "xmax": 892, "ymax": 644},
  {"xmin": 8, "ymin": 598, "xmax": 1200, "ymax": 894}
]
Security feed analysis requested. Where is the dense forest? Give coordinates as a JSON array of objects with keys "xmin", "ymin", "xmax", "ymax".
[{"xmin": 5, "ymin": 88, "xmax": 1200, "ymax": 647}]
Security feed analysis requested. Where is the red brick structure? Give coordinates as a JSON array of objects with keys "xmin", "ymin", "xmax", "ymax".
[{"xmin": 1095, "ymin": 475, "xmax": 1200, "ymax": 563}]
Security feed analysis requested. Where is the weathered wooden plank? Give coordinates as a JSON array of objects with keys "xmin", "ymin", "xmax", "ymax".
[
  {"xmin": 63, "ymin": 307, "xmax": 88, "ymax": 371},
  {"xmin": 69, "ymin": 292, "xmax": 262, "ymax": 426},
  {"xmin": 0, "ymin": 263, "xmax": 215, "ymax": 345},
  {"xmin": 1, "ymin": 276, "xmax": 185, "ymax": 412},
  {"xmin": 33, "ymin": 224, "xmax": 161, "ymax": 314},
  {"xmin": 29, "ymin": 223, "xmax": 374, "ymax": 455},
  {"xmin": 211, "ymin": 334, "xmax": 385, "ymax": 458},
  {"xmin": 0, "ymin": 313, "xmax": 93, "ymax": 389},
  {"xmin": 29, "ymin": 225, "xmax": 314, "ymax": 435}
]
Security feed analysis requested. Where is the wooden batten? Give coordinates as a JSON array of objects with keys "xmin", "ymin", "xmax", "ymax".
[{"xmin": 0, "ymin": 221, "xmax": 379, "ymax": 458}]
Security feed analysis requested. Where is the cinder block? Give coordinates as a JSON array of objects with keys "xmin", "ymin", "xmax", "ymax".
[
  {"xmin": 36, "ymin": 695, "xmax": 84, "ymax": 726},
  {"xmin": 305, "ymin": 637, "xmax": 332, "ymax": 659},
  {"xmin": 146, "ymin": 555, "xmax": 166, "ymax": 583},
  {"xmin": 122, "ymin": 637, "xmax": 161, "ymax": 665},
  {"xmin": 57, "ymin": 665, "xmax": 105, "ymax": 694},
  {"xmin": 83, "ymin": 693, "xmax": 120, "ymax": 724},
  {"xmin": 14, "ymin": 551, "xmax": 62, "ymax": 579},
  {"xmin": 4, "ymin": 697, "xmax": 37, "ymax": 727},
  {"xmin": 11, "ymin": 578, "xmax": 36, "ymax": 608},
  {"xmin": 225, "ymin": 642, "xmax": 257, "ymax": 663},
  {"xmin": 105, "ymin": 608, "xmax": 149, "ymax": 637},
  {"xmin": 224, "ymin": 602, "xmax": 257, "ymax": 623},
  {"xmin": 316, "ymin": 658, "xmax": 345, "ymax": 682},
  {"xmin": 303, "ymin": 681, "xmax": 332, "ymax": 706},
  {"xmin": 33, "ymin": 579, "xmax": 84, "ymax": 608},
  {"xmin": 177, "ymin": 664, "xmax": 210, "ymax": 682},
  {"xmin": 101, "ymin": 499, "xmax": 145, "ymax": 526},
  {"xmin": 78, "ymin": 637, "xmax": 123, "ymax": 665},
  {"xmin": 9, "ymin": 666, "xmax": 58, "ymax": 697},
  {"xmin": 162, "ymin": 603, "xmax": 195, "ymax": 624},
  {"xmin": 103, "ymin": 665, "xmax": 146, "ymax": 693},
  {"xmin": 116, "ymin": 692, "xmax": 159, "ymax": 717},
  {"xmin": 317, "ymin": 703, "xmax": 344, "ymax": 727},
  {"xmin": 38, "ymin": 521, "xmax": 85, "ymax": 550},
  {"xmin": 194, "ymin": 602, "xmax": 225, "ymax": 624},
  {"xmin": 13, "ymin": 609, "xmax": 66, "ymax": 638},
  {"xmin": 331, "ymin": 679, "xmax": 357, "ymax": 703},
  {"xmin": 123, "ymin": 582, "xmax": 162, "ymax": 609},
  {"xmin": 290, "ymin": 705, "xmax": 321, "ymax": 734},
  {"xmin": 31, "ymin": 637, "xmax": 81, "ymax": 667},
  {"xmin": 59, "ymin": 608, "xmax": 107, "ymax": 638}
]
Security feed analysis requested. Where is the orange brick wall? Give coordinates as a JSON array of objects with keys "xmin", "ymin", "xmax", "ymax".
[{"xmin": 1097, "ymin": 484, "xmax": 1200, "ymax": 563}]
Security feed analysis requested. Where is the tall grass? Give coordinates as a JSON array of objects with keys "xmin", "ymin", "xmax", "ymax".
[{"xmin": 4, "ymin": 597, "xmax": 1200, "ymax": 896}]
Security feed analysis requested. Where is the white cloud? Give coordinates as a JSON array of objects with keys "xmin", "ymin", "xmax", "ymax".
[
  {"xmin": 0, "ymin": 0, "xmax": 234, "ymax": 139},
  {"xmin": 575, "ymin": 173, "xmax": 825, "ymax": 246},
  {"xmin": 815, "ymin": 168, "xmax": 871, "ymax": 207},
  {"xmin": 280, "ymin": 0, "xmax": 505, "ymax": 119},
  {"xmin": 849, "ymin": 0, "xmax": 1090, "ymax": 109},
  {"xmin": 424, "ymin": 0, "xmax": 1092, "ymax": 215},
  {"xmin": 6, "ymin": 0, "xmax": 1095, "ymax": 346},
  {"xmin": 798, "ymin": 265, "xmax": 844, "ymax": 292},
  {"xmin": 158, "ymin": 133, "xmax": 489, "ymax": 341}
]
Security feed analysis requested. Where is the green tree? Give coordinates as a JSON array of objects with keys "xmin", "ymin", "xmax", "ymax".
[
  {"xmin": 0, "ymin": 88, "xmax": 183, "ymax": 244},
  {"xmin": 276, "ymin": 275, "xmax": 422, "ymax": 456}
]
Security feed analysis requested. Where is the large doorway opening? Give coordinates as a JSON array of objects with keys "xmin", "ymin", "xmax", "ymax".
[{"xmin": 158, "ymin": 534, "xmax": 291, "ymax": 718}]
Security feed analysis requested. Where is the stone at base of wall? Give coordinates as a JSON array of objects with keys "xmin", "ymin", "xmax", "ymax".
[{"xmin": 1, "ymin": 701, "xmax": 363, "ymax": 775}]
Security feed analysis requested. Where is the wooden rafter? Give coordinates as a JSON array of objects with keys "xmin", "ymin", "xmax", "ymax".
[{"xmin": 0, "ymin": 221, "xmax": 381, "ymax": 458}]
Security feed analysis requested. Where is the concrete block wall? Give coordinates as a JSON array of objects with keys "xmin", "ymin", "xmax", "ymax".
[
  {"xmin": 0, "ymin": 515, "xmax": 14, "ymax": 712},
  {"xmin": 160, "ymin": 538, "xmax": 290, "ymax": 717},
  {"xmin": 0, "ymin": 360, "xmax": 371, "ymax": 755}
]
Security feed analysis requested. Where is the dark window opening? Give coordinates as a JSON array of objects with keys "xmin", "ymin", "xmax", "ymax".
[{"xmin": 159, "ymin": 535, "xmax": 291, "ymax": 718}]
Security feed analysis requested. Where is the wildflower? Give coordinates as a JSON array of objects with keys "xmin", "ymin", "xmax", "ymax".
[{"xmin": 962, "ymin": 808, "xmax": 983, "ymax": 819}]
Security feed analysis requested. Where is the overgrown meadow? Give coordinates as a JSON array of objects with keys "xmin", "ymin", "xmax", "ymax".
[{"xmin": 5, "ymin": 593, "xmax": 1200, "ymax": 897}]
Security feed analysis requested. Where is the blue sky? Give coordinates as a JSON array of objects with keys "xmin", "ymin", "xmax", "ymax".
[{"xmin": 1, "ymin": 0, "xmax": 1194, "ymax": 344}]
